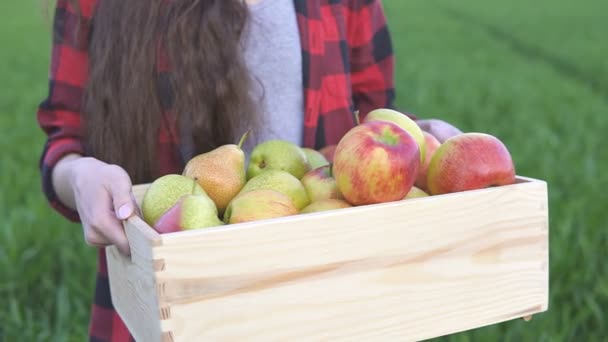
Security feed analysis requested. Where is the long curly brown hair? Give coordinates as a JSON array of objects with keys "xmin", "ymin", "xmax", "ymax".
[{"xmin": 68, "ymin": 0, "xmax": 260, "ymax": 184}]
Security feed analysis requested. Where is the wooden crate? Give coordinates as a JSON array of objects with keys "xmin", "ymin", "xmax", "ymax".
[{"xmin": 106, "ymin": 176, "xmax": 549, "ymax": 341}]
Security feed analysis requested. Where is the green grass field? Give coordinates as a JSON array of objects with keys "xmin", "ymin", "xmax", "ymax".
[{"xmin": 1, "ymin": 0, "xmax": 606, "ymax": 340}]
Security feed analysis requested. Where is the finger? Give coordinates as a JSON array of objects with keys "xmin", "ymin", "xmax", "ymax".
[
  {"xmin": 75, "ymin": 196, "xmax": 112, "ymax": 248},
  {"xmin": 83, "ymin": 225, "xmax": 111, "ymax": 248},
  {"xmin": 435, "ymin": 126, "xmax": 463, "ymax": 143},
  {"xmin": 105, "ymin": 220, "xmax": 131, "ymax": 256},
  {"xmin": 415, "ymin": 119, "xmax": 432, "ymax": 132},
  {"xmin": 416, "ymin": 120, "xmax": 443, "ymax": 142},
  {"xmin": 91, "ymin": 212, "xmax": 131, "ymax": 256},
  {"xmin": 106, "ymin": 165, "xmax": 136, "ymax": 220},
  {"xmin": 435, "ymin": 131, "xmax": 452, "ymax": 144}
]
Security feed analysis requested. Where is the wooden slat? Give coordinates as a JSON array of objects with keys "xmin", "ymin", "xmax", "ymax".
[
  {"xmin": 148, "ymin": 178, "xmax": 548, "ymax": 341},
  {"xmin": 132, "ymin": 183, "xmax": 149, "ymax": 206},
  {"xmin": 106, "ymin": 216, "xmax": 167, "ymax": 342}
]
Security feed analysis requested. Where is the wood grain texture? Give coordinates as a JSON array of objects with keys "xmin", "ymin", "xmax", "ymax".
[
  {"xmin": 109, "ymin": 176, "xmax": 549, "ymax": 341},
  {"xmin": 106, "ymin": 217, "xmax": 167, "ymax": 342}
]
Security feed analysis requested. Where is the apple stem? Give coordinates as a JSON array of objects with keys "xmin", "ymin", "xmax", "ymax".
[
  {"xmin": 354, "ymin": 110, "xmax": 361, "ymax": 125},
  {"xmin": 328, "ymin": 163, "xmax": 333, "ymax": 177},
  {"xmin": 237, "ymin": 129, "xmax": 251, "ymax": 149}
]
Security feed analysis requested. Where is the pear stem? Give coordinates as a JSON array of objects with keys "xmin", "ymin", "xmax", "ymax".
[
  {"xmin": 191, "ymin": 177, "xmax": 198, "ymax": 195},
  {"xmin": 354, "ymin": 110, "xmax": 361, "ymax": 125},
  {"xmin": 237, "ymin": 129, "xmax": 251, "ymax": 149}
]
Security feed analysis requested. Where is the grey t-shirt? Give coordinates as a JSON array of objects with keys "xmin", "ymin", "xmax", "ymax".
[{"xmin": 241, "ymin": 0, "xmax": 304, "ymax": 155}]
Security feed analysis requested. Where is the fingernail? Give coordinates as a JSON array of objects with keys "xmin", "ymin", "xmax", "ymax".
[{"xmin": 118, "ymin": 204, "xmax": 132, "ymax": 220}]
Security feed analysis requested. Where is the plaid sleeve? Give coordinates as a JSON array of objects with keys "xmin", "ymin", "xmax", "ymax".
[
  {"xmin": 37, "ymin": 0, "xmax": 96, "ymax": 222},
  {"xmin": 346, "ymin": 0, "xmax": 415, "ymax": 120}
]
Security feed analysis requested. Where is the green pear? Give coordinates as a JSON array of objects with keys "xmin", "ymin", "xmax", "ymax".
[
  {"xmin": 141, "ymin": 174, "xmax": 206, "ymax": 227},
  {"xmin": 403, "ymin": 186, "xmax": 429, "ymax": 199},
  {"xmin": 247, "ymin": 140, "xmax": 311, "ymax": 180},
  {"xmin": 301, "ymin": 147, "xmax": 330, "ymax": 170},
  {"xmin": 154, "ymin": 193, "xmax": 223, "ymax": 233},
  {"xmin": 240, "ymin": 169, "xmax": 310, "ymax": 210}
]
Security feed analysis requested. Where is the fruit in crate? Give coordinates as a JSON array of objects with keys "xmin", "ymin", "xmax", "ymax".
[
  {"xmin": 239, "ymin": 169, "xmax": 310, "ymax": 210},
  {"xmin": 427, "ymin": 132, "xmax": 516, "ymax": 195},
  {"xmin": 362, "ymin": 108, "xmax": 426, "ymax": 164},
  {"xmin": 153, "ymin": 190, "xmax": 223, "ymax": 233},
  {"xmin": 415, "ymin": 132, "xmax": 442, "ymax": 192},
  {"xmin": 182, "ymin": 130, "xmax": 250, "ymax": 214},
  {"xmin": 300, "ymin": 165, "xmax": 343, "ymax": 203},
  {"xmin": 223, "ymin": 189, "xmax": 298, "ymax": 224},
  {"xmin": 319, "ymin": 144, "xmax": 337, "ymax": 163},
  {"xmin": 332, "ymin": 121, "xmax": 420, "ymax": 205},
  {"xmin": 141, "ymin": 174, "xmax": 207, "ymax": 226},
  {"xmin": 301, "ymin": 147, "xmax": 330, "ymax": 169},
  {"xmin": 404, "ymin": 186, "xmax": 429, "ymax": 199},
  {"xmin": 247, "ymin": 139, "xmax": 311, "ymax": 180},
  {"xmin": 300, "ymin": 199, "xmax": 352, "ymax": 214}
]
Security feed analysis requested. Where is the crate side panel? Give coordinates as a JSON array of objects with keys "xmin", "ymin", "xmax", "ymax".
[
  {"xmin": 155, "ymin": 181, "xmax": 548, "ymax": 340},
  {"xmin": 156, "ymin": 181, "xmax": 547, "ymax": 282},
  {"xmin": 168, "ymin": 257, "xmax": 546, "ymax": 341},
  {"xmin": 106, "ymin": 218, "xmax": 165, "ymax": 342}
]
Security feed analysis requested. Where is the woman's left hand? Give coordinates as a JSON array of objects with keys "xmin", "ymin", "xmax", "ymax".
[{"xmin": 415, "ymin": 119, "xmax": 463, "ymax": 143}]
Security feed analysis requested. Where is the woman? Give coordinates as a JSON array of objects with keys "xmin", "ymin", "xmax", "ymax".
[{"xmin": 37, "ymin": 0, "xmax": 461, "ymax": 340}]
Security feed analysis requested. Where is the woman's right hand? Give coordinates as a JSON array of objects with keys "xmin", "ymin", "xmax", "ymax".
[{"xmin": 65, "ymin": 157, "xmax": 139, "ymax": 256}]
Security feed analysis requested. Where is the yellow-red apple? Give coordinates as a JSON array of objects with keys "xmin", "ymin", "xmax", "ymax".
[
  {"xmin": 363, "ymin": 108, "xmax": 426, "ymax": 164},
  {"xmin": 300, "ymin": 165, "xmax": 344, "ymax": 202},
  {"xmin": 333, "ymin": 121, "xmax": 420, "ymax": 205},
  {"xmin": 415, "ymin": 131, "xmax": 442, "ymax": 192},
  {"xmin": 427, "ymin": 133, "xmax": 516, "ymax": 195}
]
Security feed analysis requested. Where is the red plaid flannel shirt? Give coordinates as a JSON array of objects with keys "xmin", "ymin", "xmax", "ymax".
[{"xmin": 37, "ymin": 0, "xmax": 400, "ymax": 340}]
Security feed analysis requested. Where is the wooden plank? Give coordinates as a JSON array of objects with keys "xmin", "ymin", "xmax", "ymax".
[
  {"xmin": 150, "ymin": 178, "xmax": 548, "ymax": 340},
  {"xmin": 132, "ymin": 183, "xmax": 149, "ymax": 206},
  {"xmin": 106, "ymin": 216, "xmax": 168, "ymax": 342}
]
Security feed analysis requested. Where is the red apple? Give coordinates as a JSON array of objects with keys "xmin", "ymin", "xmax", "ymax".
[
  {"xmin": 319, "ymin": 145, "xmax": 337, "ymax": 163},
  {"xmin": 332, "ymin": 121, "xmax": 420, "ymax": 205},
  {"xmin": 426, "ymin": 132, "xmax": 516, "ymax": 195},
  {"xmin": 300, "ymin": 165, "xmax": 344, "ymax": 202},
  {"xmin": 415, "ymin": 131, "xmax": 442, "ymax": 192}
]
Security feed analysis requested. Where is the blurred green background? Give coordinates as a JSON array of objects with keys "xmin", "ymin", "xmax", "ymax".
[{"xmin": 1, "ymin": 0, "xmax": 606, "ymax": 340}]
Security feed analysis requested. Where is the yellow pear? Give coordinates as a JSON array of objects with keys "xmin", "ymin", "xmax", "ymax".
[
  {"xmin": 183, "ymin": 130, "xmax": 250, "ymax": 214},
  {"xmin": 224, "ymin": 189, "xmax": 298, "ymax": 224},
  {"xmin": 300, "ymin": 199, "xmax": 352, "ymax": 214}
]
